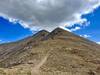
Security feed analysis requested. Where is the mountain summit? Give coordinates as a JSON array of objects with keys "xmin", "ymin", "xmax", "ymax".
[
  {"xmin": 44, "ymin": 28, "xmax": 80, "ymax": 39},
  {"xmin": 0, "ymin": 28, "xmax": 100, "ymax": 75}
]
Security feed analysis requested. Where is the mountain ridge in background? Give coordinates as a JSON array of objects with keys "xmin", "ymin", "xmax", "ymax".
[{"xmin": 0, "ymin": 27, "xmax": 100, "ymax": 75}]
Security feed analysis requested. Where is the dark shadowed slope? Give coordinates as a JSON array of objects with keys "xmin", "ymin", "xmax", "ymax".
[{"xmin": 0, "ymin": 28, "xmax": 100, "ymax": 75}]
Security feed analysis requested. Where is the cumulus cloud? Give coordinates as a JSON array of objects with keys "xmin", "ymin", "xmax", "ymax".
[
  {"xmin": 0, "ymin": 40, "xmax": 3, "ymax": 43},
  {"xmin": 80, "ymin": 34, "xmax": 91, "ymax": 38},
  {"xmin": 0, "ymin": 40, "xmax": 2, "ymax": 42},
  {"xmin": 97, "ymin": 42, "xmax": 100, "ymax": 44},
  {"xmin": 0, "ymin": 0, "xmax": 100, "ymax": 31},
  {"xmin": 70, "ymin": 27, "xmax": 81, "ymax": 31}
]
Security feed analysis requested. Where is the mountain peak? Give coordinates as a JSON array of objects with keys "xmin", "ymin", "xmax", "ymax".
[
  {"xmin": 52, "ymin": 27, "xmax": 70, "ymax": 34},
  {"xmin": 44, "ymin": 27, "xmax": 76, "ymax": 40},
  {"xmin": 38, "ymin": 30, "xmax": 49, "ymax": 34},
  {"xmin": 32, "ymin": 30, "xmax": 49, "ymax": 38},
  {"xmin": 0, "ymin": 27, "xmax": 100, "ymax": 75},
  {"xmin": 53, "ymin": 27, "xmax": 67, "ymax": 32}
]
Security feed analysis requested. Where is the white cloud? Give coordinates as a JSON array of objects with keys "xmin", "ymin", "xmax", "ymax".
[
  {"xmin": 80, "ymin": 34, "xmax": 91, "ymax": 38},
  {"xmin": 70, "ymin": 27, "xmax": 81, "ymax": 31},
  {"xmin": 97, "ymin": 42, "xmax": 100, "ymax": 44},
  {"xmin": 84, "ymin": 21, "xmax": 90, "ymax": 26},
  {"xmin": 0, "ymin": 40, "xmax": 2, "ymax": 42},
  {"xmin": 0, "ymin": 0, "xmax": 99, "ymax": 31}
]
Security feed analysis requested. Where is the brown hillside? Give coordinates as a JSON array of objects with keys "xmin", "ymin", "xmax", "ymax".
[{"xmin": 0, "ymin": 28, "xmax": 100, "ymax": 75}]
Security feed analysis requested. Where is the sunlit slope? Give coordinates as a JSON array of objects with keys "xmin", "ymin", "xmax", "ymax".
[{"xmin": 0, "ymin": 28, "xmax": 100, "ymax": 75}]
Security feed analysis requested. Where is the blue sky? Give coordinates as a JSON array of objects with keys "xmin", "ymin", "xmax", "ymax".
[
  {"xmin": 0, "ymin": 1, "xmax": 100, "ymax": 44},
  {"xmin": 73, "ymin": 7, "xmax": 100, "ymax": 42},
  {"xmin": 0, "ymin": 17, "xmax": 32, "ymax": 43},
  {"xmin": 66, "ymin": 6, "xmax": 100, "ymax": 43}
]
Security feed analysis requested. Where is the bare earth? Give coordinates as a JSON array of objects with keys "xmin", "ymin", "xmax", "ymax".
[{"xmin": 0, "ymin": 28, "xmax": 100, "ymax": 75}]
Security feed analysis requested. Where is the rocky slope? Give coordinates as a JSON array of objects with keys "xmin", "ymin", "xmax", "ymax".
[{"xmin": 0, "ymin": 28, "xmax": 100, "ymax": 75}]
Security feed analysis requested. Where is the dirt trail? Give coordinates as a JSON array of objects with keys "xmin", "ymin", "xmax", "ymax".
[{"xmin": 31, "ymin": 53, "xmax": 49, "ymax": 75}]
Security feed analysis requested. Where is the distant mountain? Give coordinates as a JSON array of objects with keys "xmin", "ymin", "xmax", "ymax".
[{"xmin": 0, "ymin": 28, "xmax": 100, "ymax": 75}]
